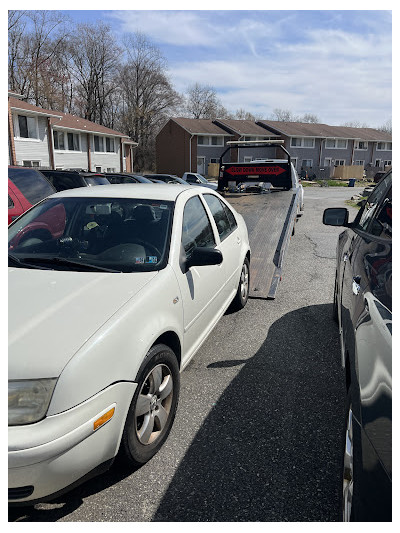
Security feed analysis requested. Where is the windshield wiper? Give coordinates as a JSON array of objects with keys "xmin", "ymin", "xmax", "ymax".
[
  {"xmin": 11, "ymin": 256, "xmax": 120, "ymax": 273},
  {"xmin": 8, "ymin": 253, "xmax": 52, "ymax": 270}
]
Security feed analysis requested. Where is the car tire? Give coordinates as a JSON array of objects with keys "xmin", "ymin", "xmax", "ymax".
[
  {"xmin": 120, "ymin": 344, "xmax": 180, "ymax": 467},
  {"xmin": 342, "ymin": 389, "xmax": 354, "ymax": 521},
  {"xmin": 230, "ymin": 257, "xmax": 250, "ymax": 311}
]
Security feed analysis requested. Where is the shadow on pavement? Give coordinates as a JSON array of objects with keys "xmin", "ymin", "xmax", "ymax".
[
  {"xmin": 9, "ymin": 303, "xmax": 345, "ymax": 522},
  {"xmin": 153, "ymin": 303, "xmax": 345, "ymax": 522}
]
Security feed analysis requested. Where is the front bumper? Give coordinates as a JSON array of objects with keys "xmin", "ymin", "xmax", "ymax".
[{"xmin": 8, "ymin": 381, "xmax": 136, "ymax": 504}]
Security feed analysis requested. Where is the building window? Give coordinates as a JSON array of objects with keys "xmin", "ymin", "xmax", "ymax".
[
  {"xmin": 210, "ymin": 158, "xmax": 219, "ymax": 163},
  {"xmin": 67, "ymin": 132, "xmax": 80, "ymax": 151},
  {"xmin": 354, "ymin": 160, "xmax": 365, "ymax": 166},
  {"xmin": 355, "ymin": 141, "xmax": 368, "ymax": 150},
  {"xmin": 197, "ymin": 136, "xmax": 224, "ymax": 146},
  {"xmin": 22, "ymin": 160, "xmax": 40, "ymax": 167},
  {"xmin": 53, "ymin": 130, "xmax": 65, "ymax": 150},
  {"xmin": 106, "ymin": 137, "xmax": 115, "ymax": 152},
  {"xmin": 384, "ymin": 160, "xmax": 392, "ymax": 167},
  {"xmin": 377, "ymin": 142, "xmax": 392, "ymax": 151},
  {"xmin": 335, "ymin": 159, "xmax": 346, "ymax": 166},
  {"xmin": 301, "ymin": 159, "xmax": 313, "ymax": 167},
  {"xmin": 16, "ymin": 115, "xmax": 38, "ymax": 139},
  {"xmin": 94, "ymin": 135, "xmax": 104, "ymax": 152},
  {"xmin": 290, "ymin": 137, "xmax": 315, "ymax": 148},
  {"xmin": 326, "ymin": 139, "xmax": 348, "ymax": 149}
]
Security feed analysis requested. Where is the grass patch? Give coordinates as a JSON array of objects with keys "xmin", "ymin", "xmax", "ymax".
[{"xmin": 345, "ymin": 197, "xmax": 367, "ymax": 209}]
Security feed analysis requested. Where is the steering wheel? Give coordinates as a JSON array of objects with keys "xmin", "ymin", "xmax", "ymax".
[{"xmin": 131, "ymin": 239, "xmax": 162, "ymax": 258}]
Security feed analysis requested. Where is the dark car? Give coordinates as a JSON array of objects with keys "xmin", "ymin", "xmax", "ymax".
[
  {"xmin": 40, "ymin": 170, "xmax": 110, "ymax": 192},
  {"xmin": 323, "ymin": 170, "xmax": 392, "ymax": 521},
  {"xmin": 143, "ymin": 174, "xmax": 187, "ymax": 185},
  {"xmin": 8, "ymin": 167, "xmax": 56, "ymax": 225},
  {"xmin": 104, "ymin": 173, "xmax": 153, "ymax": 184}
]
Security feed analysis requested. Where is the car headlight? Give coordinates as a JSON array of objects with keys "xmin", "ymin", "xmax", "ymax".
[{"xmin": 8, "ymin": 379, "xmax": 57, "ymax": 426}]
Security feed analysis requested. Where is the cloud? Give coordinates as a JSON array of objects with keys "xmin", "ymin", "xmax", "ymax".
[
  {"xmin": 110, "ymin": 9, "xmax": 391, "ymax": 127},
  {"xmin": 111, "ymin": 10, "xmax": 222, "ymax": 47}
]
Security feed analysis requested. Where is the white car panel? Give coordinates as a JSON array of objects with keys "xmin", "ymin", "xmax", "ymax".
[{"xmin": 8, "ymin": 184, "xmax": 250, "ymax": 503}]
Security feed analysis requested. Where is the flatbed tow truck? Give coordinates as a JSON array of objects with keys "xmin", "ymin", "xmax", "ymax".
[{"xmin": 218, "ymin": 140, "xmax": 304, "ymax": 299}]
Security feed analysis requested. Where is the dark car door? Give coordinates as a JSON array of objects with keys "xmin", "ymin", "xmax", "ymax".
[{"xmin": 340, "ymin": 173, "xmax": 392, "ymax": 518}]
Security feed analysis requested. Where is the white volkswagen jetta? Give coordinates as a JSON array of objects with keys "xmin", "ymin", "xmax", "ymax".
[{"xmin": 8, "ymin": 183, "xmax": 250, "ymax": 504}]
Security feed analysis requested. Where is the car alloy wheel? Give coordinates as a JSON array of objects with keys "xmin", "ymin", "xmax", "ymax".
[
  {"xmin": 120, "ymin": 344, "xmax": 179, "ymax": 466},
  {"xmin": 135, "ymin": 363, "xmax": 174, "ymax": 445},
  {"xmin": 343, "ymin": 402, "xmax": 354, "ymax": 521},
  {"xmin": 230, "ymin": 257, "xmax": 250, "ymax": 311},
  {"xmin": 239, "ymin": 260, "xmax": 249, "ymax": 302}
]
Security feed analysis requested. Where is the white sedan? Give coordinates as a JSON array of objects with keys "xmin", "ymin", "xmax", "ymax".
[{"xmin": 8, "ymin": 183, "xmax": 250, "ymax": 504}]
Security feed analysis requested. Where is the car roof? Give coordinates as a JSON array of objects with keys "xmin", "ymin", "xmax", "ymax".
[{"xmin": 49, "ymin": 183, "xmax": 196, "ymax": 201}]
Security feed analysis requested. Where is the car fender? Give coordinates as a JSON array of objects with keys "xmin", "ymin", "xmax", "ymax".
[{"xmin": 48, "ymin": 265, "xmax": 183, "ymax": 415}]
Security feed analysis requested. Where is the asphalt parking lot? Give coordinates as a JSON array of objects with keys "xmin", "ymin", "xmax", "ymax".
[{"xmin": 9, "ymin": 186, "xmax": 363, "ymax": 522}]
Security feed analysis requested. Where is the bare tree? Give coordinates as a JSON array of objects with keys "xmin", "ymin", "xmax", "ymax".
[
  {"xmin": 8, "ymin": 10, "xmax": 71, "ymax": 109},
  {"xmin": 68, "ymin": 22, "xmax": 121, "ymax": 125},
  {"xmin": 341, "ymin": 120, "xmax": 370, "ymax": 128},
  {"xmin": 271, "ymin": 108, "xmax": 300, "ymax": 122},
  {"xmin": 117, "ymin": 32, "xmax": 182, "ymax": 170},
  {"xmin": 185, "ymin": 83, "xmax": 226, "ymax": 119},
  {"xmin": 377, "ymin": 119, "xmax": 392, "ymax": 134},
  {"xmin": 301, "ymin": 113, "xmax": 320, "ymax": 123},
  {"xmin": 234, "ymin": 108, "xmax": 256, "ymax": 121}
]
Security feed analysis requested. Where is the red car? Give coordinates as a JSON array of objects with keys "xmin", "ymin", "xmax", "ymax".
[{"xmin": 8, "ymin": 167, "xmax": 56, "ymax": 225}]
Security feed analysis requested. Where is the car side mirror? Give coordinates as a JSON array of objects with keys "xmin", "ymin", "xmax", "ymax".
[
  {"xmin": 186, "ymin": 247, "xmax": 223, "ymax": 271},
  {"xmin": 323, "ymin": 207, "xmax": 350, "ymax": 227}
]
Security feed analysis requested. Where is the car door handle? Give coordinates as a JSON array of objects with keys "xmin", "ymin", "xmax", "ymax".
[{"xmin": 352, "ymin": 276, "xmax": 361, "ymax": 295}]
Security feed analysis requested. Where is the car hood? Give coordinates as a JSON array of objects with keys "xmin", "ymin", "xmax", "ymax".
[{"xmin": 8, "ymin": 268, "xmax": 158, "ymax": 379}]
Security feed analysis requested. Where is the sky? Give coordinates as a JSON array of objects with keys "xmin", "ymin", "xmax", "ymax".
[{"xmin": 16, "ymin": 4, "xmax": 394, "ymax": 128}]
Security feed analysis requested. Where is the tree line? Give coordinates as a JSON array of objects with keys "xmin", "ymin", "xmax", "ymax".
[{"xmin": 8, "ymin": 10, "xmax": 392, "ymax": 171}]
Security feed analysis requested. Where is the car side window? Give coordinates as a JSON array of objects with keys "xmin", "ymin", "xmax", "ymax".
[
  {"xmin": 8, "ymin": 168, "xmax": 55, "ymax": 204},
  {"xmin": 8, "ymin": 195, "xmax": 14, "ymax": 209},
  {"xmin": 203, "ymin": 194, "xmax": 237, "ymax": 241},
  {"xmin": 186, "ymin": 174, "xmax": 198, "ymax": 183},
  {"xmin": 357, "ymin": 172, "xmax": 391, "ymax": 232},
  {"xmin": 369, "ymin": 188, "xmax": 392, "ymax": 239},
  {"xmin": 182, "ymin": 196, "xmax": 216, "ymax": 259}
]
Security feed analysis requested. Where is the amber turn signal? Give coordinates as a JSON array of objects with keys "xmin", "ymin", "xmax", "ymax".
[{"xmin": 93, "ymin": 407, "xmax": 115, "ymax": 431}]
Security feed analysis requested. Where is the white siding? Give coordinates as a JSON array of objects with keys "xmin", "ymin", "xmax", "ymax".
[
  {"xmin": 13, "ymin": 114, "xmax": 50, "ymax": 167},
  {"xmin": 54, "ymin": 133, "xmax": 89, "ymax": 170},
  {"xmin": 90, "ymin": 136, "xmax": 121, "ymax": 172}
]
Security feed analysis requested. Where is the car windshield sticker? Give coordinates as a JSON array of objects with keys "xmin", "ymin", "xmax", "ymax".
[
  {"xmin": 86, "ymin": 221, "xmax": 99, "ymax": 230},
  {"xmin": 147, "ymin": 256, "xmax": 158, "ymax": 264},
  {"xmin": 135, "ymin": 256, "xmax": 158, "ymax": 264},
  {"xmin": 135, "ymin": 257, "xmax": 145, "ymax": 264}
]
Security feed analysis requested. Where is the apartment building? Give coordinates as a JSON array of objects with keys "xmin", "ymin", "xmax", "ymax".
[{"xmin": 8, "ymin": 93, "xmax": 137, "ymax": 172}]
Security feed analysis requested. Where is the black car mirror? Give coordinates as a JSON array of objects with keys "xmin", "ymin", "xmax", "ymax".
[
  {"xmin": 186, "ymin": 247, "xmax": 223, "ymax": 271},
  {"xmin": 323, "ymin": 208, "xmax": 349, "ymax": 227}
]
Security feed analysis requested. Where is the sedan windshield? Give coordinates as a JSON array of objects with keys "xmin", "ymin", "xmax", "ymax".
[{"xmin": 8, "ymin": 197, "xmax": 174, "ymax": 272}]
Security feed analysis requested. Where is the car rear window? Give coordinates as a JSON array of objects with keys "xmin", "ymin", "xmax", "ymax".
[
  {"xmin": 84, "ymin": 176, "xmax": 110, "ymax": 186},
  {"xmin": 8, "ymin": 168, "xmax": 55, "ymax": 205}
]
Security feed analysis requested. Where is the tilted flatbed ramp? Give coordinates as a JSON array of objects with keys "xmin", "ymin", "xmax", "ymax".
[{"xmin": 225, "ymin": 189, "xmax": 299, "ymax": 299}]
